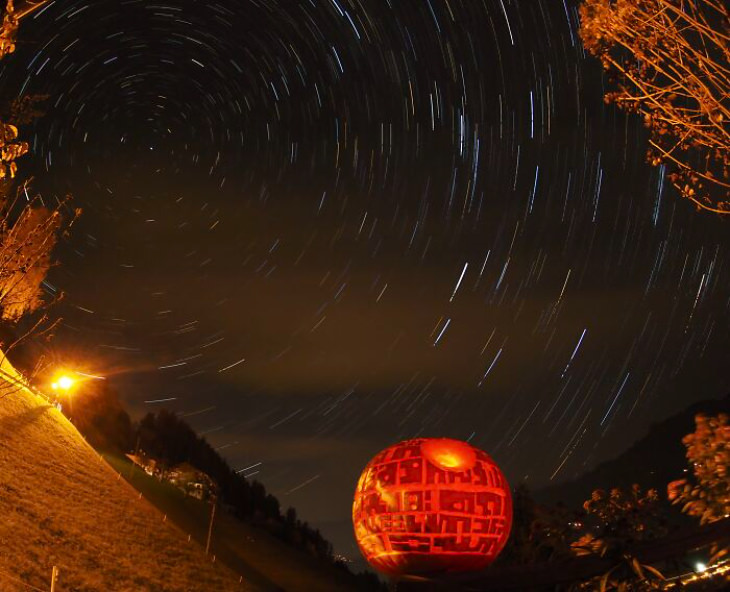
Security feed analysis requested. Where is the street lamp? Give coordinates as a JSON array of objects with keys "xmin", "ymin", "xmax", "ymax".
[
  {"xmin": 51, "ymin": 373, "xmax": 75, "ymax": 392},
  {"xmin": 50, "ymin": 371, "xmax": 77, "ymax": 414}
]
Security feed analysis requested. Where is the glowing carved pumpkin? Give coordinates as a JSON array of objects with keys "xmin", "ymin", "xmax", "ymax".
[{"xmin": 352, "ymin": 438, "xmax": 512, "ymax": 576}]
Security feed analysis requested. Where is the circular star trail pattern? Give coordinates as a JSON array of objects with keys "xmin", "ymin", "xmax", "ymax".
[{"xmin": 2, "ymin": 0, "xmax": 728, "ymax": 563}]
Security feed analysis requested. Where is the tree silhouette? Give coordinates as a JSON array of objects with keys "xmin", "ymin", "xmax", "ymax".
[
  {"xmin": 571, "ymin": 486, "xmax": 668, "ymax": 590},
  {"xmin": 497, "ymin": 484, "xmax": 581, "ymax": 566},
  {"xmin": 60, "ymin": 381, "xmax": 133, "ymax": 454},
  {"xmin": 579, "ymin": 0, "xmax": 730, "ymax": 214}
]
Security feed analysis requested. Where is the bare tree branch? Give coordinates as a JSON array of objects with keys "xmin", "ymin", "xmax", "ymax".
[{"xmin": 580, "ymin": 0, "xmax": 730, "ymax": 214}]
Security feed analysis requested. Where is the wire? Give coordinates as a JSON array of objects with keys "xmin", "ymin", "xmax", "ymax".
[
  {"xmin": 0, "ymin": 365, "xmax": 51, "ymax": 403},
  {"xmin": 0, "ymin": 567, "xmax": 50, "ymax": 592}
]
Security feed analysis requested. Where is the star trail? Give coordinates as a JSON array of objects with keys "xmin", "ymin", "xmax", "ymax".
[{"xmin": 2, "ymin": 0, "xmax": 728, "ymax": 564}]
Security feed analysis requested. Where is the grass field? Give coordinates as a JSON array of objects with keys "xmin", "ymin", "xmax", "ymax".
[
  {"xmin": 0, "ymin": 355, "xmax": 248, "ymax": 592},
  {"xmin": 104, "ymin": 453, "xmax": 370, "ymax": 592}
]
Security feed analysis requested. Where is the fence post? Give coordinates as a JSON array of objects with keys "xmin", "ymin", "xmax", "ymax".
[
  {"xmin": 50, "ymin": 566, "xmax": 59, "ymax": 592},
  {"xmin": 205, "ymin": 501, "xmax": 217, "ymax": 555}
]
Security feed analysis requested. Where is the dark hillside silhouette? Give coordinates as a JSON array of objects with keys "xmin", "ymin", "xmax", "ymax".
[{"xmin": 539, "ymin": 393, "xmax": 730, "ymax": 509}]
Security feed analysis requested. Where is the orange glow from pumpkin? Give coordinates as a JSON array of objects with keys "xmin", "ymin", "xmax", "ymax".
[
  {"xmin": 422, "ymin": 438, "xmax": 477, "ymax": 472},
  {"xmin": 352, "ymin": 438, "xmax": 512, "ymax": 577}
]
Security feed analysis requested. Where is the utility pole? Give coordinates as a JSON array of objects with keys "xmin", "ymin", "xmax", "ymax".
[
  {"xmin": 50, "ymin": 566, "xmax": 59, "ymax": 592},
  {"xmin": 205, "ymin": 499, "xmax": 217, "ymax": 555},
  {"xmin": 128, "ymin": 433, "xmax": 141, "ymax": 479}
]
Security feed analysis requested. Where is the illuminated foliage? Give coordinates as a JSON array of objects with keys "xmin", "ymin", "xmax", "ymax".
[
  {"xmin": 0, "ymin": 120, "xmax": 26, "ymax": 180},
  {"xmin": 668, "ymin": 413, "xmax": 729, "ymax": 525},
  {"xmin": 0, "ymin": 0, "xmax": 18, "ymax": 59},
  {"xmin": 0, "ymin": 199, "xmax": 61, "ymax": 321},
  {"xmin": 579, "ymin": 0, "xmax": 730, "ymax": 214},
  {"xmin": 0, "ymin": 1, "xmax": 75, "ymax": 330},
  {"xmin": 0, "ymin": 2, "xmax": 27, "ymax": 180}
]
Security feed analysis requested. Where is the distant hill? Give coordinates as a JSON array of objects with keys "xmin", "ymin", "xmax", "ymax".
[
  {"xmin": 537, "ymin": 393, "xmax": 730, "ymax": 509},
  {"xmin": 0, "ymin": 352, "xmax": 248, "ymax": 591}
]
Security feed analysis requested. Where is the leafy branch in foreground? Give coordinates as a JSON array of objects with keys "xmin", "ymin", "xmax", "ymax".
[
  {"xmin": 668, "ymin": 413, "xmax": 730, "ymax": 525},
  {"xmin": 579, "ymin": 0, "xmax": 730, "ymax": 214},
  {"xmin": 571, "ymin": 486, "xmax": 668, "ymax": 591},
  {"xmin": 0, "ymin": 0, "xmax": 77, "ymax": 349},
  {"xmin": 668, "ymin": 413, "xmax": 729, "ymax": 567}
]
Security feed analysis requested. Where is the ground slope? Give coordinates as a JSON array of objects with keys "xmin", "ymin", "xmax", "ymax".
[
  {"xmin": 0, "ymin": 354, "xmax": 251, "ymax": 592},
  {"xmin": 103, "ymin": 454, "xmax": 373, "ymax": 592}
]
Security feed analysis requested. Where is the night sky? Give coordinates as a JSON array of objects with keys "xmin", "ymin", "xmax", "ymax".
[{"xmin": 3, "ymin": 0, "xmax": 729, "ymax": 566}]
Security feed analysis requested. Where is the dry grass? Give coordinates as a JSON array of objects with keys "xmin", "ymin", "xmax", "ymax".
[
  {"xmin": 0, "ymin": 356, "xmax": 254, "ymax": 592},
  {"xmin": 107, "ymin": 455, "xmax": 369, "ymax": 592}
]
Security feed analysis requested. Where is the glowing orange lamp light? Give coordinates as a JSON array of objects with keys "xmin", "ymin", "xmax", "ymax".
[{"xmin": 51, "ymin": 373, "xmax": 75, "ymax": 392}]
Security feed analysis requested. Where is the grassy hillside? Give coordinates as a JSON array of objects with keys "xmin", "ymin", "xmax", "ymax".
[
  {"xmin": 104, "ymin": 453, "xmax": 374, "ymax": 592},
  {"xmin": 0, "ymin": 355, "xmax": 250, "ymax": 592}
]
